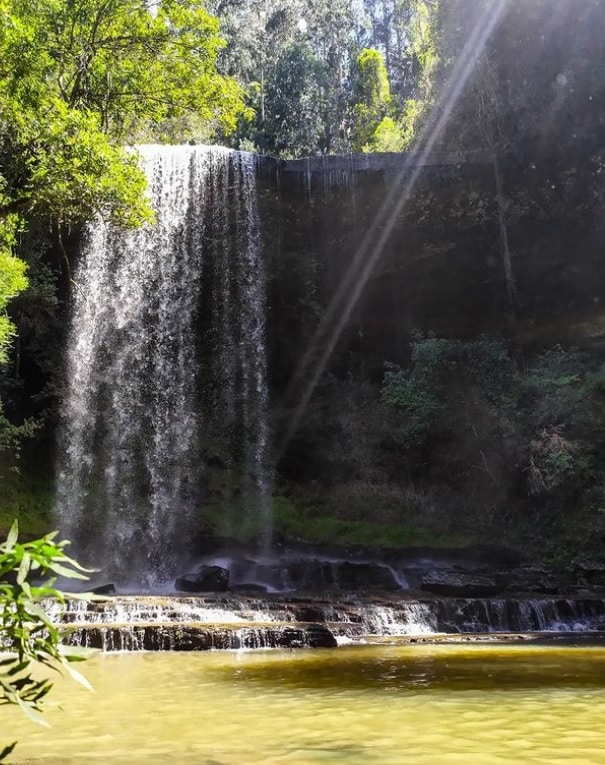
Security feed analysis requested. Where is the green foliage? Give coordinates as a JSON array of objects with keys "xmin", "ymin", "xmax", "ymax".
[
  {"xmin": 381, "ymin": 333, "xmax": 515, "ymax": 446},
  {"xmin": 351, "ymin": 48, "xmax": 403, "ymax": 152},
  {"xmin": 380, "ymin": 334, "xmax": 605, "ymax": 556},
  {"xmin": 0, "ymin": 217, "xmax": 28, "ymax": 365},
  {"xmin": 522, "ymin": 347, "xmax": 599, "ymax": 498},
  {"xmin": 0, "ymin": 521, "xmax": 91, "ymax": 760},
  {"xmin": 211, "ymin": 0, "xmax": 359, "ymax": 155},
  {"xmin": 0, "ymin": 0, "xmax": 245, "ymax": 228},
  {"xmin": 272, "ymin": 495, "xmax": 462, "ymax": 548},
  {"xmin": 369, "ymin": 116, "xmax": 407, "ymax": 152},
  {"xmin": 437, "ymin": 0, "xmax": 605, "ymax": 158},
  {"xmin": 408, "ymin": 0, "xmax": 439, "ymax": 87},
  {"xmin": 261, "ymin": 43, "xmax": 326, "ymax": 157},
  {"xmin": 0, "ymin": 463, "xmax": 53, "ymax": 538},
  {"xmin": 353, "ymin": 48, "xmax": 392, "ymax": 107}
]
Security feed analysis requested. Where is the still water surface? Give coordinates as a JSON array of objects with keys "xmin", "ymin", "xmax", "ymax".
[{"xmin": 9, "ymin": 644, "xmax": 605, "ymax": 764}]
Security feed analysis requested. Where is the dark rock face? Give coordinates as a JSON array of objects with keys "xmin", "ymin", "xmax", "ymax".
[
  {"xmin": 421, "ymin": 571, "xmax": 503, "ymax": 597},
  {"xmin": 90, "ymin": 583, "xmax": 116, "ymax": 595},
  {"xmin": 175, "ymin": 566, "xmax": 230, "ymax": 593},
  {"xmin": 333, "ymin": 562, "xmax": 400, "ymax": 590},
  {"xmin": 287, "ymin": 561, "xmax": 336, "ymax": 590},
  {"xmin": 229, "ymin": 584, "xmax": 269, "ymax": 594},
  {"xmin": 256, "ymin": 559, "xmax": 401, "ymax": 592},
  {"xmin": 574, "ymin": 560, "xmax": 605, "ymax": 588},
  {"xmin": 503, "ymin": 567, "xmax": 561, "ymax": 595}
]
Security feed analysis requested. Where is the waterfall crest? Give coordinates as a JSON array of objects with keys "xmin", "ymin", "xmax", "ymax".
[{"xmin": 55, "ymin": 145, "xmax": 270, "ymax": 586}]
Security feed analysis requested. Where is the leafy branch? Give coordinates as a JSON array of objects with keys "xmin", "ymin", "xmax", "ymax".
[{"xmin": 0, "ymin": 521, "xmax": 92, "ymax": 761}]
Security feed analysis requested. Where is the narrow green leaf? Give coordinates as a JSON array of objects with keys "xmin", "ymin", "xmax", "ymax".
[
  {"xmin": 4, "ymin": 522, "xmax": 18, "ymax": 552},
  {"xmin": 63, "ymin": 662, "xmax": 94, "ymax": 692},
  {"xmin": 24, "ymin": 603, "xmax": 52, "ymax": 625},
  {"xmin": 16, "ymin": 695, "xmax": 51, "ymax": 727},
  {"xmin": 47, "ymin": 563, "xmax": 89, "ymax": 580},
  {"xmin": 17, "ymin": 551, "xmax": 30, "ymax": 585}
]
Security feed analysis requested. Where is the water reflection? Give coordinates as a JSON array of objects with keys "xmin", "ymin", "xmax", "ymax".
[{"xmin": 214, "ymin": 644, "xmax": 605, "ymax": 693}]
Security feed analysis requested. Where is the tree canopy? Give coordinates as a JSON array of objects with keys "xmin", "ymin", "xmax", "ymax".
[{"xmin": 0, "ymin": 0, "xmax": 247, "ymax": 453}]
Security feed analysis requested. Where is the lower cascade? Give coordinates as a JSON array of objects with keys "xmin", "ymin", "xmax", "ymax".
[
  {"xmin": 55, "ymin": 145, "xmax": 270, "ymax": 586},
  {"xmin": 47, "ymin": 594, "xmax": 605, "ymax": 652}
]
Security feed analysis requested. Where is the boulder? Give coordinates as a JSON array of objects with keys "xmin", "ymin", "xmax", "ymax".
[
  {"xmin": 277, "ymin": 624, "xmax": 337, "ymax": 649},
  {"xmin": 304, "ymin": 623, "xmax": 338, "ymax": 648},
  {"xmin": 420, "ymin": 570, "xmax": 503, "ymax": 597},
  {"xmin": 175, "ymin": 565, "xmax": 230, "ymax": 593}
]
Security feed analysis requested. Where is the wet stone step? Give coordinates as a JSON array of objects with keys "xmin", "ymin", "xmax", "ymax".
[
  {"xmin": 61, "ymin": 623, "xmax": 338, "ymax": 651},
  {"xmin": 47, "ymin": 594, "xmax": 605, "ymax": 649}
]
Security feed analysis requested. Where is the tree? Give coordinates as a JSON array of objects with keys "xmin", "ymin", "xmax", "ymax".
[
  {"xmin": 0, "ymin": 0, "xmax": 246, "ymax": 228},
  {"xmin": 0, "ymin": 0, "xmax": 246, "ymax": 457},
  {"xmin": 0, "ymin": 521, "xmax": 90, "ymax": 761},
  {"xmin": 350, "ymin": 47, "xmax": 406, "ymax": 152},
  {"xmin": 262, "ymin": 44, "xmax": 326, "ymax": 157},
  {"xmin": 359, "ymin": 0, "xmax": 438, "ymax": 120},
  {"xmin": 0, "ymin": 218, "xmax": 28, "ymax": 462},
  {"xmin": 210, "ymin": 0, "xmax": 361, "ymax": 155},
  {"xmin": 0, "ymin": 226, "xmax": 27, "ymax": 366}
]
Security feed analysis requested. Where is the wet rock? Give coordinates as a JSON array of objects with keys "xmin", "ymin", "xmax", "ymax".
[
  {"xmin": 90, "ymin": 583, "xmax": 116, "ymax": 595},
  {"xmin": 293, "ymin": 605, "xmax": 329, "ymax": 622},
  {"xmin": 504, "ymin": 567, "xmax": 562, "ymax": 595},
  {"xmin": 229, "ymin": 583, "xmax": 269, "ymax": 594},
  {"xmin": 228, "ymin": 558, "xmax": 287, "ymax": 590},
  {"xmin": 277, "ymin": 624, "xmax": 337, "ymax": 649},
  {"xmin": 175, "ymin": 565, "xmax": 230, "ymax": 593},
  {"xmin": 421, "ymin": 571, "xmax": 503, "ymax": 597},
  {"xmin": 333, "ymin": 562, "xmax": 400, "ymax": 590},
  {"xmin": 304, "ymin": 623, "xmax": 338, "ymax": 648},
  {"xmin": 574, "ymin": 559, "xmax": 605, "ymax": 588},
  {"xmin": 64, "ymin": 621, "xmax": 339, "ymax": 651},
  {"xmin": 287, "ymin": 560, "xmax": 401, "ymax": 591},
  {"xmin": 288, "ymin": 560, "xmax": 336, "ymax": 590}
]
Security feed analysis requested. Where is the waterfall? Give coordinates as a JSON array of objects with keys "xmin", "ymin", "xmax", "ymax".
[{"xmin": 55, "ymin": 145, "xmax": 270, "ymax": 586}]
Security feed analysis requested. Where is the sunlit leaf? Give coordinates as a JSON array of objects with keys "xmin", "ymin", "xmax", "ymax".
[
  {"xmin": 62, "ymin": 662, "xmax": 94, "ymax": 693},
  {"xmin": 46, "ymin": 563, "xmax": 88, "ymax": 580},
  {"xmin": 4, "ymin": 522, "xmax": 18, "ymax": 552},
  {"xmin": 17, "ymin": 551, "xmax": 31, "ymax": 585}
]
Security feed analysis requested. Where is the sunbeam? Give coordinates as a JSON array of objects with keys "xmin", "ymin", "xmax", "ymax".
[{"xmin": 277, "ymin": 0, "xmax": 511, "ymax": 458}]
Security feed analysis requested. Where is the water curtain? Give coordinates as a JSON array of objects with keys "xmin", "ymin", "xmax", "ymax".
[{"xmin": 56, "ymin": 146, "xmax": 270, "ymax": 586}]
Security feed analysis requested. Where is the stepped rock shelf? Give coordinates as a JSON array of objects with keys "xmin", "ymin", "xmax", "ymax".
[{"xmin": 50, "ymin": 593, "xmax": 605, "ymax": 652}]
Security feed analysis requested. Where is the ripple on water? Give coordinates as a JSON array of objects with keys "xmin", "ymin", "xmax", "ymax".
[{"xmin": 9, "ymin": 645, "xmax": 605, "ymax": 765}]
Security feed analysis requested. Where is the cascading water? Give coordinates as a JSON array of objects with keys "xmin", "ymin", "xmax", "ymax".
[{"xmin": 55, "ymin": 145, "xmax": 270, "ymax": 586}]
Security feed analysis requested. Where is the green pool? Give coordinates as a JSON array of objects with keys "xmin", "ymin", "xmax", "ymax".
[{"xmin": 10, "ymin": 644, "xmax": 605, "ymax": 764}]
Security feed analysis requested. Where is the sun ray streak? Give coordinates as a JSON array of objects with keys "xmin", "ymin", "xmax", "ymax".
[{"xmin": 278, "ymin": 0, "xmax": 510, "ymax": 459}]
